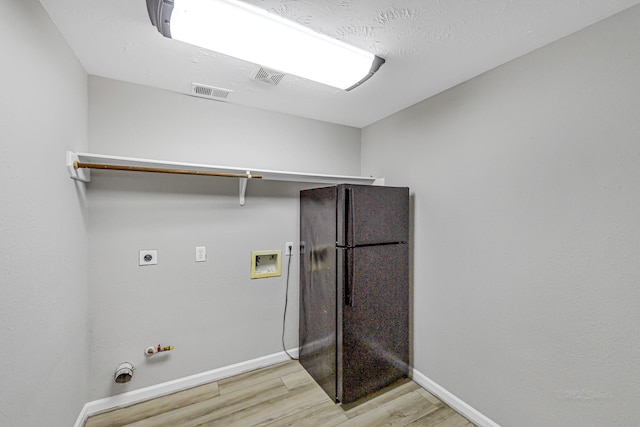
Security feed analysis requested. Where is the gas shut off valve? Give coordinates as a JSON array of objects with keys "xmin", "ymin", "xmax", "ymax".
[{"xmin": 145, "ymin": 344, "xmax": 174, "ymax": 356}]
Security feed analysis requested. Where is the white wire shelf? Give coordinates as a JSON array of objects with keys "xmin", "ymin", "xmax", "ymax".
[{"xmin": 67, "ymin": 151, "xmax": 382, "ymax": 205}]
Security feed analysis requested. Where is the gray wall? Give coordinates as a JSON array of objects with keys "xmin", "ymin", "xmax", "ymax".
[
  {"xmin": 87, "ymin": 76, "xmax": 361, "ymax": 399},
  {"xmin": 0, "ymin": 1, "xmax": 89, "ymax": 425},
  {"xmin": 5, "ymin": 1, "xmax": 638, "ymax": 423},
  {"xmin": 362, "ymin": 5, "xmax": 640, "ymax": 426}
]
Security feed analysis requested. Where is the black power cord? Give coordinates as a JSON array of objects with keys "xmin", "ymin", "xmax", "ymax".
[{"xmin": 282, "ymin": 243, "xmax": 298, "ymax": 360}]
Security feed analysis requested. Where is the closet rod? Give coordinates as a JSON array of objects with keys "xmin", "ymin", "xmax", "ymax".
[{"xmin": 73, "ymin": 161, "xmax": 262, "ymax": 179}]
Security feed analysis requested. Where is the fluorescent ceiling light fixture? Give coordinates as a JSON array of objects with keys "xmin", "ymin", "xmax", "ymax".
[{"xmin": 146, "ymin": 0, "xmax": 385, "ymax": 90}]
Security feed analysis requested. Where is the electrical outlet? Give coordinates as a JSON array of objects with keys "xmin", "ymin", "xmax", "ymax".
[
  {"xmin": 285, "ymin": 242, "xmax": 294, "ymax": 256},
  {"xmin": 139, "ymin": 250, "xmax": 158, "ymax": 266},
  {"xmin": 195, "ymin": 246, "xmax": 206, "ymax": 262}
]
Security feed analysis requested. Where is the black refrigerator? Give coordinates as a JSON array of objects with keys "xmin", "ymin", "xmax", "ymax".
[{"xmin": 299, "ymin": 184, "xmax": 409, "ymax": 404}]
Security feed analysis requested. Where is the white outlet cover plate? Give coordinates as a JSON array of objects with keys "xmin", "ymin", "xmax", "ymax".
[
  {"xmin": 196, "ymin": 246, "xmax": 206, "ymax": 262},
  {"xmin": 139, "ymin": 250, "xmax": 158, "ymax": 266},
  {"xmin": 285, "ymin": 242, "xmax": 294, "ymax": 256}
]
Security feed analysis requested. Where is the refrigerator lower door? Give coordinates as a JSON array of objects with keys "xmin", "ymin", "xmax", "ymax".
[{"xmin": 338, "ymin": 243, "xmax": 409, "ymax": 404}]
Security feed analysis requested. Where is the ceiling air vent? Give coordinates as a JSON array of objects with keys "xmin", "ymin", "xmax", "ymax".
[
  {"xmin": 191, "ymin": 83, "xmax": 233, "ymax": 100},
  {"xmin": 252, "ymin": 66, "xmax": 286, "ymax": 86}
]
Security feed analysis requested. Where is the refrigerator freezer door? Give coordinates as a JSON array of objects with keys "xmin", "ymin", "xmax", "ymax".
[
  {"xmin": 337, "ymin": 185, "xmax": 409, "ymax": 247},
  {"xmin": 299, "ymin": 186, "xmax": 339, "ymax": 401},
  {"xmin": 338, "ymin": 243, "xmax": 409, "ymax": 404}
]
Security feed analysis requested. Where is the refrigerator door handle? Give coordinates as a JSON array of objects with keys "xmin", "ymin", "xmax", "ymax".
[
  {"xmin": 345, "ymin": 249, "xmax": 354, "ymax": 307},
  {"xmin": 350, "ymin": 188, "xmax": 356, "ymax": 247},
  {"xmin": 345, "ymin": 187, "xmax": 355, "ymax": 247}
]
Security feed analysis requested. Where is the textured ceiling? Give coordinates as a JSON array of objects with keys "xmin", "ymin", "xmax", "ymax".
[{"xmin": 39, "ymin": 0, "xmax": 640, "ymax": 128}]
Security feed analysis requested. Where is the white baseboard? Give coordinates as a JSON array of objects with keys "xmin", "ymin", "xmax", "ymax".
[
  {"xmin": 411, "ymin": 369, "xmax": 500, "ymax": 427},
  {"xmin": 74, "ymin": 352, "xmax": 496, "ymax": 427},
  {"xmin": 74, "ymin": 349, "xmax": 299, "ymax": 427}
]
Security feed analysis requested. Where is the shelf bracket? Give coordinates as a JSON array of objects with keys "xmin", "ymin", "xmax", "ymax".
[
  {"xmin": 239, "ymin": 171, "xmax": 251, "ymax": 206},
  {"xmin": 66, "ymin": 151, "xmax": 91, "ymax": 182}
]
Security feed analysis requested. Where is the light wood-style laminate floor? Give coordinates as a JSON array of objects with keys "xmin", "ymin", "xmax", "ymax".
[{"xmin": 86, "ymin": 361, "xmax": 475, "ymax": 427}]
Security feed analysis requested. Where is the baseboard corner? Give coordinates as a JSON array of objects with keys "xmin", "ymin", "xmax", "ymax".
[
  {"xmin": 74, "ymin": 349, "xmax": 299, "ymax": 427},
  {"xmin": 411, "ymin": 368, "xmax": 500, "ymax": 427}
]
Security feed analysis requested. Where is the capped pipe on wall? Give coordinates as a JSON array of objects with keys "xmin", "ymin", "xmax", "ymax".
[{"xmin": 145, "ymin": 344, "xmax": 174, "ymax": 356}]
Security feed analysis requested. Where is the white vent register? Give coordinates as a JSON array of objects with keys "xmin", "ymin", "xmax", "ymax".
[
  {"xmin": 252, "ymin": 67, "xmax": 285, "ymax": 86},
  {"xmin": 67, "ymin": 152, "xmax": 382, "ymax": 206},
  {"xmin": 191, "ymin": 83, "xmax": 233, "ymax": 100}
]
